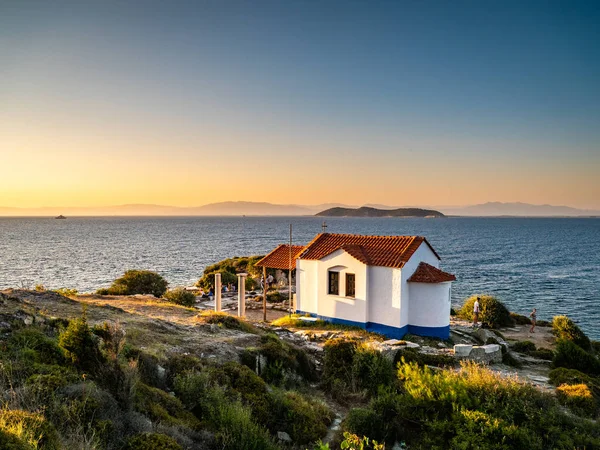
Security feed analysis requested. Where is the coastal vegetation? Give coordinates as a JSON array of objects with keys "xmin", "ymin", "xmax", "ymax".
[
  {"xmin": 162, "ymin": 288, "xmax": 196, "ymax": 307},
  {"xmin": 459, "ymin": 294, "xmax": 514, "ymax": 328},
  {"xmin": 96, "ymin": 270, "xmax": 168, "ymax": 297},
  {"xmin": 197, "ymin": 311, "xmax": 259, "ymax": 334},
  {"xmin": 0, "ymin": 302, "xmax": 332, "ymax": 449},
  {"xmin": 552, "ymin": 315, "xmax": 592, "ymax": 350},
  {"xmin": 195, "ymin": 255, "xmax": 264, "ymax": 291},
  {"xmin": 339, "ymin": 360, "xmax": 600, "ymax": 449},
  {"xmin": 1, "ymin": 285, "xmax": 599, "ymax": 449}
]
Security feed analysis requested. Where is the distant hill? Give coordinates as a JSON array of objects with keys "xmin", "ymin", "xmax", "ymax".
[
  {"xmin": 2, "ymin": 201, "xmax": 598, "ymax": 217},
  {"xmin": 188, "ymin": 201, "xmax": 313, "ymax": 216},
  {"xmin": 316, "ymin": 206, "xmax": 445, "ymax": 218},
  {"xmin": 440, "ymin": 202, "xmax": 600, "ymax": 217}
]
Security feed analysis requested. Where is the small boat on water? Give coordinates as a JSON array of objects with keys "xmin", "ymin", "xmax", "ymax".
[{"xmin": 55, "ymin": 215, "xmax": 67, "ymax": 219}]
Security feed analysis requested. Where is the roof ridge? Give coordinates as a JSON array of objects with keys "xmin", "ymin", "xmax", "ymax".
[{"xmin": 321, "ymin": 232, "xmax": 422, "ymax": 239}]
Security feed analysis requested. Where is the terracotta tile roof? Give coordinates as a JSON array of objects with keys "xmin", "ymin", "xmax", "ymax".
[
  {"xmin": 298, "ymin": 233, "xmax": 440, "ymax": 269},
  {"xmin": 255, "ymin": 244, "xmax": 305, "ymax": 270},
  {"xmin": 407, "ymin": 262, "xmax": 456, "ymax": 283}
]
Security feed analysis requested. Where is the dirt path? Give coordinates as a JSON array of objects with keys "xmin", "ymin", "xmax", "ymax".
[
  {"xmin": 451, "ymin": 317, "xmax": 555, "ymax": 349},
  {"xmin": 497, "ymin": 324, "xmax": 555, "ymax": 349}
]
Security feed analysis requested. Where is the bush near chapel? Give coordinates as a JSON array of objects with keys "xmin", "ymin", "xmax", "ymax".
[
  {"xmin": 96, "ymin": 270, "xmax": 168, "ymax": 297},
  {"xmin": 552, "ymin": 315, "xmax": 591, "ymax": 351},
  {"xmin": 459, "ymin": 295, "xmax": 514, "ymax": 328},
  {"xmin": 163, "ymin": 287, "xmax": 196, "ymax": 307}
]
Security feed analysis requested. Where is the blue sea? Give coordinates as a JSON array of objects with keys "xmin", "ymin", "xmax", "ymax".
[{"xmin": 0, "ymin": 217, "xmax": 598, "ymax": 338}]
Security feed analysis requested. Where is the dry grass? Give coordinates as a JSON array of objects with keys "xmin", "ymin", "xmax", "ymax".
[
  {"xmin": 1, "ymin": 289, "xmax": 261, "ymax": 360},
  {"xmin": 272, "ymin": 314, "xmax": 385, "ymax": 341}
]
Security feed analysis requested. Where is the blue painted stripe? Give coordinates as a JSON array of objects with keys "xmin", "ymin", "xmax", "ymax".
[
  {"xmin": 295, "ymin": 310, "xmax": 449, "ymax": 340},
  {"xmin": 408, "ymin": 324, "xmax": 450, "ymax": 339},
  {"xmin": 296, "ymin": 311, "xmax": 366, "ymax": 329},
  {"xmin": 366, "ymin": 323, "xmax": 408, "ymax": 339}
]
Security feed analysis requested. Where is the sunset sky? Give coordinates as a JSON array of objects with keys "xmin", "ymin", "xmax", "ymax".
[{"xmin": 1, "ymin": 1, "xmax": 599, "ymax": 209}]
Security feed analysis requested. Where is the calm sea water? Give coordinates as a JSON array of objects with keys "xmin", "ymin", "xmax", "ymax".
[{"xmin": 0, "ymin": 217, "xmax": 598, "ymax": 337}]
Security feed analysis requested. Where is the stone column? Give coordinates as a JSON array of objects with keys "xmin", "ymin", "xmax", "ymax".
[
  {"xmin": 214, "ymin": 273, "xmax": 222, "ymax": 312},
  {"xmin": 237, "ymin": 273, "xmax": 247, "ymax": 317}
]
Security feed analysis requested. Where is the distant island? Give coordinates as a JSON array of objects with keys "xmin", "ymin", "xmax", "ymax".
[{"xmin": 316, "ymin": 206, "xmax": 445, "ymax": 218}]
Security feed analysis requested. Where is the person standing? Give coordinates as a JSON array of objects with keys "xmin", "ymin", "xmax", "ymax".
[
  {"xmin": 529, "ymin": 308, "xmax": 537, "ymax": 333},
  {"xmin": 473, "ymin": 297, "xmax": 480, "ymax": 327}
]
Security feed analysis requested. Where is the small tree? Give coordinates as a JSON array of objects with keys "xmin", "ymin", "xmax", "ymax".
[
  {"xmin": 98, "ymin": 270, "xmax": 168, "ymax": 297},
  {"xmin": 59, "ymin": 311, "xmax": 105, "ymax": 374}
]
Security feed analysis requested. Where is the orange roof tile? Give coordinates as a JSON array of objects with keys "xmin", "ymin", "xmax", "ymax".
[
  {"xmin": 407, "ymin": 262, "xmax": 456, "ymax": 283},
  {"xmin": 298, "ymin": 233, "xmax": 440, "ymax": 269},
  {"xmin": 255, "ymin": 244, "xmax": 305, "ymax": 270}
]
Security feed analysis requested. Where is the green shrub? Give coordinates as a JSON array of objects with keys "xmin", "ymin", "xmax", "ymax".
[
  {"xmin": 548, "ymin": 368, "xmax": 600, "ymax": 396},
  {"xmin": 323, "ymin": 339, "xmax": 359, "ymax": 388},
  {"xmin": 393, "ymin": 348, "xmax": 456, "ymax": 368},
  {"xmin": 552, "ymin": 316, "xmax": 591, "ymax": 351},
  {"xmin": 163, "ymin": 288, "xmax": 196, "ymax": 307},
  {"xmin": 556, "ymin": 384, "xmax": 597, "ymax": 418},
  {"xmin": 123, "ymin": 347, "xmax": 163, "ymax": 388},
  {"xmin": 207, "ymin": 362, "xmax": 271, "ymax": 416},
  {"xmin": 344, "ymin": 408, "xmax": 381, "ymax": 441},
  {"xmin": 7, "ymin": 328, "xmax": 65, "ymax": 366},
  {"xmin": 341, "ymin": 359, "xmax": 600, "ymax": 448},
  {"xmin": 0, "ymin": 429, "xmax": 31, "ymax": 450},
  {"xmin": 344, "ymin": 389, "xmax": 401, "ymax": 443},
  {"xmin": 52, "ymin": 287, "xmax": 78, "ymax": 297},
  {"xmin": 351, "ymin": 348, "xmax": 395, "ymax": 395},
  {"xmin": 212, "ymin": 397, "xmax": 278, "ymax": 450},
  {"xmin": 124, "ymin": 433, "xmax": 183, "ymax": 450},
  {"xmin": 511, "ymin": 340, "xmax": 536, "ymax": 353},
  {"xmin": 510, "ymin": 312, "xmax": 531, "ymax": 325},
  {"xmin": 164, "ymin": 354, "xmax": 203, "ymax": 389},
  {"xmin": 199, "ymin": 312, "xmax": 258, "ymax": 334},
  {"xmin": 176, "ymin": 368, "xmax": 277, "ymax": 450},
  {"xmin": 133, "ymin": 382, "xmax": 199, "ymax": 429},
  {"xmin": 459, "ymin": 295, "xmax": 514, "ymax": 328},
  {"xmin": 553, "ymin": 339, "xmax": 600, "ymax": 375},
  {"xmin": 25, "ymin": 373, "xmax": 75, "ymax": 400},
  {"xmin": 241, "ymin": 333, "xmax": 317, "ymax": 386},
  {"xmin": 97, "ymin": 270, "xmax": 168, "ymax": 297},
  {"xmin": 339, "ymin": 432, "xmax": 385, "ymax": 450},
  {"xmin": 58, "ymin": 314, "xmax": 105, "ymax": 373},
  {"xmin": 0, "ymin": 409, "xmax": 61, "ymax": 450},
  {"xmin": 195, "ymin": 255, "xmax": 264, "ymax": 290},
  {"xmin": 202, "ymin": 361, "xmax": 331, "ymax": 443},
  {"xmin": 268, "ymin": 389, "xmax": 333, "ymax": 444},
  {"xmin": 529, "ymin": 348, "xmax": 554, "ymax": 361}
]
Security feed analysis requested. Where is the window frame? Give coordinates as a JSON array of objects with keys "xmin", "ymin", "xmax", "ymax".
[
  {"xmin": 345, "ymin": 273, "xmax": 356, "ymax": 298},
  {"xmin": 328, "ymin": 270, "xmax": 339, "ymax": 295}
]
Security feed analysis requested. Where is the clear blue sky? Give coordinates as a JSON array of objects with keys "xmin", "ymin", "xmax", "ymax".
[{"xmin": 1, "ymin": 0, "xmax": 599, "ymax": 208}]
